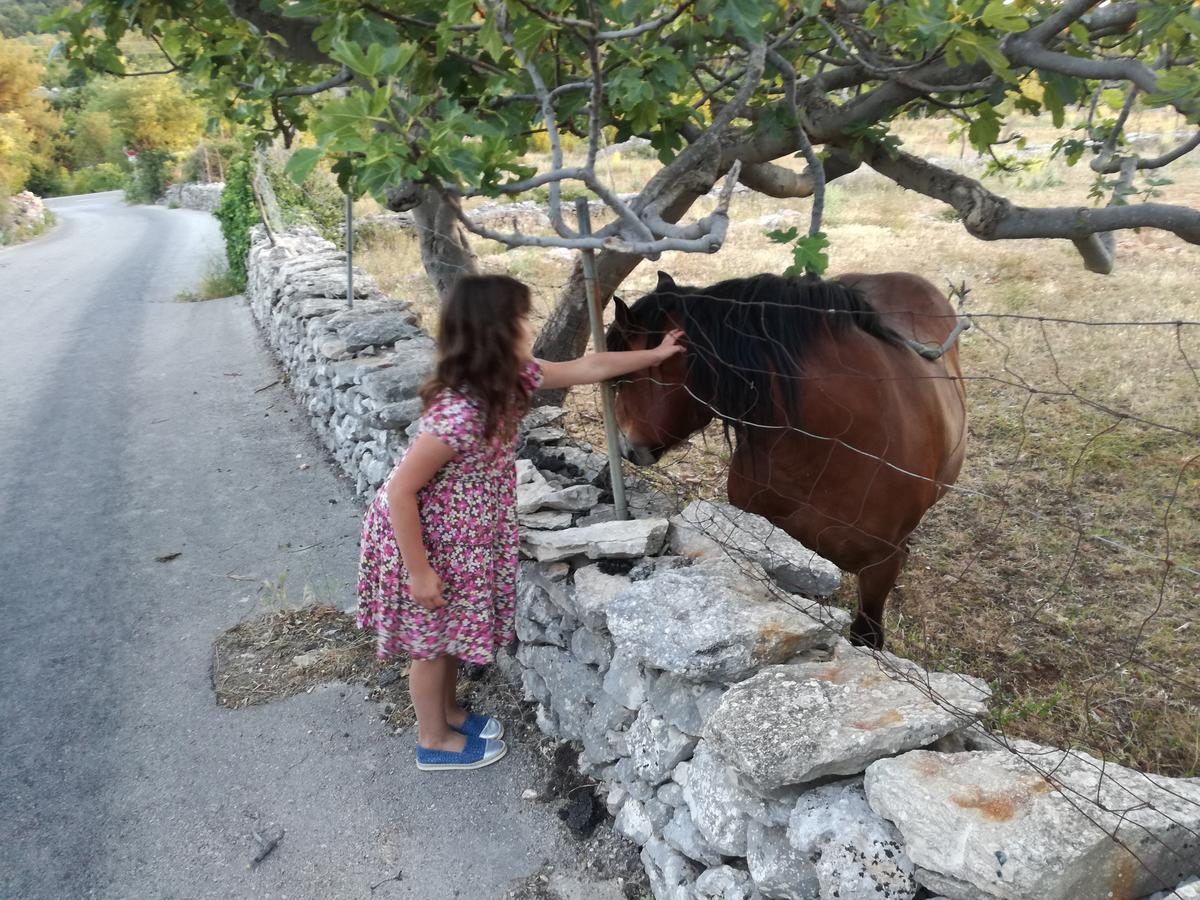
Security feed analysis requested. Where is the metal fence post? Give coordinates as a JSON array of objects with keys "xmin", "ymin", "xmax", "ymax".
[
  {"xmin": 345, "ymin": 183, "xmax": 354, "ymax": 310},
  {"xmin": 575, "ymin": 198, "xmax": 628, "ymax": 520}
]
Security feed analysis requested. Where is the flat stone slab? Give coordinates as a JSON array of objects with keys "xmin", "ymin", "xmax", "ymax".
[
  {"xmin": 864, "ymin": 745, "xmax": 1200, "ymax": 900},
  {"xmin": 606, "ymin": 560, "xmax": 836, "ymax": 683},
  {"xmin": 358, "ymin": 351, "xmax": 435, "ymax": 404},
  {"xmin": 670, "ymin": 499, "xmax": 841, "ymax": 597},
  {"xmin": 704, "ymin": 645, "xmax": 990, "ymax": 788},
  {"xmin": 521, "ymin": 518, "xmax": 668, "ymax": 563}
]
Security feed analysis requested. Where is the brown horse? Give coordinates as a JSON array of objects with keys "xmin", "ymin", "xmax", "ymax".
[{"xmin": 606, "ymin": 271, "xmax": 968, "ymax": 649}]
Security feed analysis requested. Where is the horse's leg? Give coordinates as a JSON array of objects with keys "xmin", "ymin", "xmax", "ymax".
[{"xmin": 849, "ymin": 548, "xmax": 907, "ymax": 650}]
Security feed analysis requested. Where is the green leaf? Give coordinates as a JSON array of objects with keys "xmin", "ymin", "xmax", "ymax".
[
  {"xmin": 784, "ymin": 232, "xmax": 830, "ymax": 277},
  {"xmin": 284, "ymin": 147, "xmax": 325, "ymax": 185},
  {"xmin": 981, "ymin": 0, "xmax": 1029, "ymax": 33},
  {"xmin": 968, "ymin": 105, "xmax": 1001, "ymax": 151},
  {"xmin": 330, "ymin": 38, "xmax": 376, "ymax": 77},
  {"xmin": 765, "ymin": 227, "xmax": 799, "ymax": 243}
]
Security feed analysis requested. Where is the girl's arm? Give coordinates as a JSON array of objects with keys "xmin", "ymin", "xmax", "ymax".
[
  {"xmin": 385, "ymin": 433, "xmax": 457, "ymax": 608},
  {"xmin": 538, "ymin": 329, "xmax": 685, "ymax": 390}
]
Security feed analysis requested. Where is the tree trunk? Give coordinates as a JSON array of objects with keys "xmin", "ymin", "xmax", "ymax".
[
  {"xmin": 386, "ymin": 183, "xmax": 480, "ymax": 300},
  {"xmin": 532, "ymin": 190, "xmax": 702, "ymax": 404}
]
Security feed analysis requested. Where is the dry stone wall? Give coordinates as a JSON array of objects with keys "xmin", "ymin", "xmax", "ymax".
[
  {"xmin": 243, "ymin": 224, "xmax": 1200, "ymax": 900},
  {"xmin": 162, "ymin": 181, "xmax": 225, "ymax": 212}
]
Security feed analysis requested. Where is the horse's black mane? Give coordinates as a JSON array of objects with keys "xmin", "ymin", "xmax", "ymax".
[{"xmin": 607, "ymin": 272, "xmax": 904, "ymax": 435}]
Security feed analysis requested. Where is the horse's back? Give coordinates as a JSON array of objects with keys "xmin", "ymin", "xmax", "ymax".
[{"xmin": 837, "ymin": 271, "xmax": 958, "ymax": 348}]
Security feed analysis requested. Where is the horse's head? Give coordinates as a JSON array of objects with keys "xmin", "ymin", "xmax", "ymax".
[{"xmin": 605, "ymin": 271, "xmax": 714, "ymax": 466}]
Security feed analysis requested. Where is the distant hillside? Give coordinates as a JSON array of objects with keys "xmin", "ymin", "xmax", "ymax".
[{"xmin": 0, "ymin": 0, "xmax": 71, "ymax": 37}]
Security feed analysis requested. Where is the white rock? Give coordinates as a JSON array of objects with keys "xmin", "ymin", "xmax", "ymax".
[
  {"xmin": 615, "ymin": 797, "xmax": 654, "ymax": 846},
  {"xmin": 663, "ymin": 805, "xmax": 723, "ymax": 866},
  {"xmin": 516, "ymin": 458, "xmax": 538, "ymax": 485},
  {"xmin": 627, "ymin": 708, "xmax": 699, "ymax": 786},
  {"xmin": 540, "ymin": 484, "xmax": 602, "ymax": 511},
  {"xmin": 670, "ymin": 499, "xmax": 841, "ymax": 597},
  {"xmin": 606, "ymin": 560, "xmax": 835, "ymax": 683},
  {"xmin": 602, "ymin": 650, "xmax": 654, "ymax": 710},
  {"xmin": 571, "ymin": 565, "xmax": 631, "ymax": 631},
  {"xmin": 788, "ymin": 780, "xmax": 917, "ymax": 900},
  {"xmin": 864, "ymin": 745, "xmax": 1200, "ymax": 900},
  {"xmin": 641, "ymin": 836, "xmax": 701, "ymax": 900},
  {"xmin": 1149, "ymin": 876, "xmax": 1200, "ymax": 900},
  {"xmin": 694, "ymin": 865, "xmax": 759, "ymax": 900},
  {"xmin": 746, "ymin": 821, "xmax": 819, "ymax": 899},
  {"xmin": 704, "ymin": 645, "xmax": 991, "ymax": 789},
  {"xmin": 682, "ymin": 742, "xmax": 762, "ymax": 856},
  {"xmin": 519, "ymin": 509, "xmax": 573, "ymax": 530},
  {"xmin": 521, "ymin": 518, "xmax": 669, "ymax": 563}
]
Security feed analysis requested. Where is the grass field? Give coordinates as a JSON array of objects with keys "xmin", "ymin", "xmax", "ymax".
[{"xmin": 358, "ymin": 110, "xmax": 1200, "ymax": 777}]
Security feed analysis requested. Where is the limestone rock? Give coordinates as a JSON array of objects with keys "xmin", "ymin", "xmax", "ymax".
[
  {"xmin": 864, "ymin": 745, "xmax": 1200, "ymax": 900},
  {"xmin": 602, "ymin": 650, "xmax": 655, "ymax": 710},
  {"xmin": 519, "ymin": 509, "xmax": 573, "ymax": 530},
  {"xmin": 362, "ymin": 397, "xmax": 423, "ymax": 431},
  {"xmin": 522, "ymin": 405, "xmax": 567, "ymax": 431},
  {"xmin": 670, "ymin": 500, "xmax": 841, "ymax": 597},
  {"xmin": 571, "ymin": 565, "xmax": 631, "ymax": 631},
  {"xmin": 1149, "ymin": 876, "xmax": 1200, "ymax": 900},
  {"xmin": 694, "ymin": 865, "xmax": 760, "ymax": 900},
  {"xmin": 606, "ymin": 560, "xmax": 835, "ymax": 683},
  {"xmin": 647, "ymin": 673, "xmax": 726, "ymax": 737},
  {"xmin": 615, "ymin": 798, "xmax": 654, "ymax": 846},
  {"xmin": 682, "ymin": 742, "xmax": 763, "ymax": 857},
  {"xmin": 580, "ymin": 693, "xmax": 635, "ymax": 766},
  {"xmin": 746, "ymin": 821, "xmax": 819, "ymax": 900},
  {"xmin": 517, "ymin": 644, "xmax": 602, "ymax": 741},
  {"xmin": 359, "ymin": 351, "xmax": 435, "ymax": 403},
  {"xmin": 641, "ymin": 836, "xmax": 701, "ymax": 900},
  {"xmin": 787, "ymin": 780, "xmax": 917, "ymax": 900},
  {"xmin": 704, "ymin": 646, "xmax": 990, "ymax": 788},
  {"xmin": 627, "ymin": 707, "xmax": 699, "ymax": 785},
  {"xmin": 521, "ymin": 518, "xmax": 669, "ymax": 563},
  {"xmin": 570, "ymin": 626, "xmax": 614, "ymax": 671},
  {"xmin": 540, "ymin": 484, "xmax": 602, "ymax": 512},
  {"xmin": 663, "ymin": 805, "xmax": 723, "ymax": 866},
  {"xmin": 325, "ymin": 308, "xmax": 420, "ymax": 352}
]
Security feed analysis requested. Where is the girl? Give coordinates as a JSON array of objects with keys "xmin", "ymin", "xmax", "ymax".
[{"xmin": 356, "ymin": 274, "xmax": 684, "ymax": 771}]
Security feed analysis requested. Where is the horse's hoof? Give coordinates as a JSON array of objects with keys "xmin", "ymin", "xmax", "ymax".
[{"xmin": 848, "ymin": 620, "xmax": 885, "ymax": 651}]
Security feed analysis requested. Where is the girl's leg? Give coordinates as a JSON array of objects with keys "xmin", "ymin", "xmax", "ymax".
[
  {"xmin": 443, "ymin": 656, "xmax": 468, "ymax": 728},
  {"xmin": 411, "ymin": 655, "xmax": 466, "ymax": 752}
]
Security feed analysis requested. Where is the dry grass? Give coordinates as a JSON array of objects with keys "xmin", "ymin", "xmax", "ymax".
[{"xmin": 357, "ymin": 111, "xmax": 1200, "ymax": 776}]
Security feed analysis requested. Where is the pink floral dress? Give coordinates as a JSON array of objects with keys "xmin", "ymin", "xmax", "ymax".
[{"xmin": 356, "ymin": 361, "xmax": 542, "ymax": 664}]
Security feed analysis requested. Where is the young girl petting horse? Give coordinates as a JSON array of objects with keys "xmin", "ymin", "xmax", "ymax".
[{"xmin": 356, "ymin": 274, "xmax": 684, "ymax": 772}]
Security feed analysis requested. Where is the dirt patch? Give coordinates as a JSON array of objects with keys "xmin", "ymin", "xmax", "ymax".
[{"xmin": 211, "ymin": 604, "xmax": 387, "ymax": 708}]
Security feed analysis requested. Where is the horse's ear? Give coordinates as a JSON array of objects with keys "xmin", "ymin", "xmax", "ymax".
[
  {"xmin": 656, "ymin": 270, "xmax": 677, "ymax": 292},
  {"xmin": 613, "ymin": 295, "xmax": 630, "ymax": 325}
]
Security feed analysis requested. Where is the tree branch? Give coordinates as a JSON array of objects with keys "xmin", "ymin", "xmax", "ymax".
[
  {"xmin": 225, "ymin": 0, "xmax": 329, "ymax": 65},
  {"xmin": 1093, "ymin": 131, "xmax": 1200, "ymax": 173},
  {"xmin": 270, "ymin": 66, "xmax": 353, "ymax": 97},
  {"xmin": 864, "ymin": 147, "xmax": 1200, "ymax": 274}
]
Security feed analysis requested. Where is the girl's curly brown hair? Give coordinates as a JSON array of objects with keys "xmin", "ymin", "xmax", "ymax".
[{"xmin": 420, "ymin": 275, "xmax": 535, "ymax": 442}]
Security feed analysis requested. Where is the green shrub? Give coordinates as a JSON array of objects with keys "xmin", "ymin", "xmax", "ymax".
[
  {"xmin": 124, "ymin": 149, "xmax": 174, "ymax": 204},
  {"xmin": 68, "ymin": 162, "xmax": 126, "ymax": 194},
  {"xmin": 213, "ymin": 148, "xmax": 259, "ymax": 290},
  {"xmin": 265, "ymin": 148, "xmax": 345, "ymax": 244}
]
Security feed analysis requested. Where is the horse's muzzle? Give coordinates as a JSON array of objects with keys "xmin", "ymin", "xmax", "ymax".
[{"xmin": 618, "ymin": 431, "xmax": 660, "ymax": 467}]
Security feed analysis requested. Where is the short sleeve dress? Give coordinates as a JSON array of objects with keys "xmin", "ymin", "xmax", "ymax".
[{"xmin": 355, "ymin": 360, "xmax": 543, "ymax": 665}]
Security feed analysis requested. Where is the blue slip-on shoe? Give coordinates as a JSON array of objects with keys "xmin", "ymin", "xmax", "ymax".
[
  {"xmin": 451, "ymin": 712, "xmax": 504, "ymax": 740},
  {"xmin": 415, "ymin": 736, "xmax": 507, "ymax": 772}
]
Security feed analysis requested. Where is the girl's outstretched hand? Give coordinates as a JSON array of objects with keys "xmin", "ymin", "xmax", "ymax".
[
  {"xmin": 654, "ymin": 329, "xmax": 686, "ymax": 362},
  {"xmin": 409, "ymin": 567, "xmax": 446, "ymax": 609}
]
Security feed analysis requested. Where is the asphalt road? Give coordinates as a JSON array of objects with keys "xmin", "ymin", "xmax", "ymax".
[{"xmin": 0, "ymin": 193, "xmax": 591, "ymax": 899}]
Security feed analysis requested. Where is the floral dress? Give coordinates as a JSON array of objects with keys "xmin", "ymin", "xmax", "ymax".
[{"xmin": 355, "ymin": 361, "xmax": 542, "ymax": 664}]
